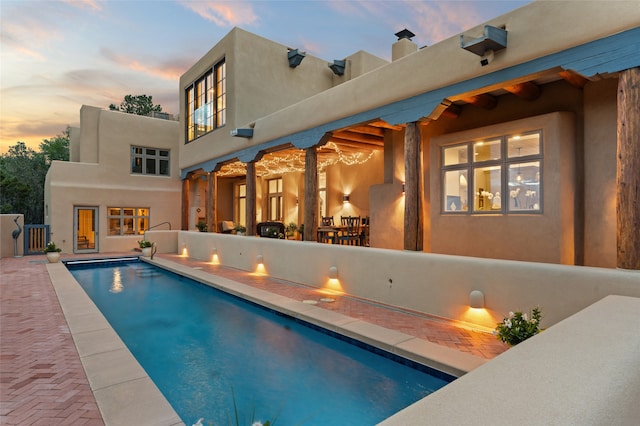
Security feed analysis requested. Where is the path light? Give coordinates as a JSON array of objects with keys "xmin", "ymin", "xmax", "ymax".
[
  {"xmin": 328, "ymin": 266, "xmax": 338, "ymax": 279},
  {"xmin": 469, "ymin": 290, "xmax": 485, "ymax": 309},
  {"xmin": 211, "ymin": 247, "xmax": 219, "ymax": 264},
  {"xmin": 256, "ymin": 254, "xmax": 264, "ymax": 265}
]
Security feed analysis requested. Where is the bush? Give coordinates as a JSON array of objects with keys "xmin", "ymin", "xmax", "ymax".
[{"xmin": 495, "ymin": 307, "xmax": 542, "ymax": 346}]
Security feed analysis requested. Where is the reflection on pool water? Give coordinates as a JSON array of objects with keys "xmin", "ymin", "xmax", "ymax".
[{"xmin": 68, "ymin": 260, "xmax": 452, "ymax": 425}]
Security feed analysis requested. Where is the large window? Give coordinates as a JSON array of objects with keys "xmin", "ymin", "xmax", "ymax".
[
  {"xmin": 185, "ymin": 59, "xmax": 226, "ymax": 142},
  {"xmin": 267, "ymin": 178, "xmax": 283, "ymax": 221},
  {"xmin": 108, "ymin": 208, "xmax": 149, "ymax": 236},
  {"xmin": 131, "ymin": 146, "xmax": 170, "ymax": 176},
  {"xmin": 318, "ymin": 171, "xmax": 327, "ymax": 219},
  {"xmin": 236, "ymin": 183, "xmax": 246, "ymax": 227},
  {"xmin": 442, "ymin": 131, "xmax": 542, "ymax": 214}
]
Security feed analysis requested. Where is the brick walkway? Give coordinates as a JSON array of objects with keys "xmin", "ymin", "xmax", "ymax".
[{"xmin": 1, "ymin": 253, "xmax": 507, "ymax": 425}]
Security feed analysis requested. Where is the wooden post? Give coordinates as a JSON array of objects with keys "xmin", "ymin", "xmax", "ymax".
[
  {"xmin": 404, "ymin": 122, "xmax": 423, "ymax": 251},
  {"xmin": 616, "ymin": 67, "xmax": 640, "ymax": 270},
  {"xmin": 206, "ymin": 172, "xmax": 217, "ymax": 233},
  {"xmin": 304, "ymin": 147, "xmax": 318, "ymax": 242},
  {"xmin": 246, "ymin": 161, "xmax": 257, "ymax": 236},
  {"xmin": 181, "ymin": 176, "xmax": 190, "ymax": 230}
]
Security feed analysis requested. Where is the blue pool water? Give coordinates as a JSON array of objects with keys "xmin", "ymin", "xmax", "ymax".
[{"xmin": 67, "ymin": 259, "xmax": 451, "ymax": 425}]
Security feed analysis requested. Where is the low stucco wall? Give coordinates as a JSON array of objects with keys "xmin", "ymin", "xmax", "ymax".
[
  {"xmin": 380, "ymin": 295, "xmax": 640, "ymax": 425},
  {"xmin": 169, "ymin": 231, "xmax": 640, "ymax": 329}
]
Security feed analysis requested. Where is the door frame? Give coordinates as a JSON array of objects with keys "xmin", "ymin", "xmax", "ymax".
[{"xmin": 74, "ymin": 206, "xmax": 99, "ymax": 253}]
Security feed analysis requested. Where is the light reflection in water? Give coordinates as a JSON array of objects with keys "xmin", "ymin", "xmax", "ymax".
[{"xmin": 109, "ymin": 268, "xmax": 124, "ymax": 293}]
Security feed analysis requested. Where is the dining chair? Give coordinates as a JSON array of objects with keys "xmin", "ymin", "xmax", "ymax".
[
  {"xmin": 338, "ymin": 216, "xmax": 361, "ymax": 245},
  {"xmin": 321, "ymin": 216, "xmax": 335, "ymax": 226}
]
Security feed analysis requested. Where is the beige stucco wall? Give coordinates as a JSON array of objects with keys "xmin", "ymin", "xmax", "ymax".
[
  {"xmin": 0, "ymin": 214, "xmax": 24, "ymax": 258},
  {"xmin": 430, "ymin": 112, "xmax": 575, "ymax": 264},
  {"xmin": 167, "ymin": 230, "xmax": 640, "ymax": 330},
  {"xmin": 583, "ymin": 78, "xmax": 618, "ymax": 267},
  {"xmin": 45, "ymin": 107, "xmax": 181, "ymax": 254}
]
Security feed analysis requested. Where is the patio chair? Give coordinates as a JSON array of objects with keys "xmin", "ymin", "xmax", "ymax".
[{"xmin": 338, "ymin": 216, "xmax": 361, "ymax": 246}]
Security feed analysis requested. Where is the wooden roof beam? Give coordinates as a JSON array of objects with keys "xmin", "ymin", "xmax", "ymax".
[
  {"xmin": 460, "ymin": 93, "xmax": 498, "ymax": 109},
  {"xmin": 504, "ymin": 81, "xmax": 541, "ymax": 101},
  {"xmin": 559, "ymin": 70, "xmax": 590, "ymax": 88},
  {"xmin": 331, "ymin": 130, "xmax": 384, "ymax": 145}
]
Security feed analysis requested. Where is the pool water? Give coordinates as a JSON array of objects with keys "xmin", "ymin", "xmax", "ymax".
[{"xmin": 68, "ymin": 260, "xmax": 451, "ymax": 425}]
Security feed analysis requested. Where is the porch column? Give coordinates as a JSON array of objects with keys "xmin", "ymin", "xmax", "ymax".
[
  {"xmin": 181, "ymin": 176, "xmax": 190, "ymax": 230},
  {"xmin": 206, "ymin": 172, "xmax": 217, "ymax": 233},
  {"xmin": 246, "ymin": 161, "xmax": 257, "ymax": 236},
  {"xmin": 616, "ymin": 67, "xmax": 640, "ymax": 270},
  {"xmin": 303, "ymin": 147, "xmax": 318, "ymax": 242},
  {"xmin": 404, "ymin": 121, "xmax": 423, "ymax": 251}
]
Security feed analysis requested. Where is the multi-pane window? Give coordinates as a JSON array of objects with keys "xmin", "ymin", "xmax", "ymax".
[
  {"xmin": 267, "ymin": 178, "xmax": 283, "ymax": 221},
  {"xmin": 131, "ymin": 146, "xmax": 170, "ymax": 176},
  {"xmin": 442, "ymin": 131, "xmax": 542, "ymax": 214},
  {"xmin": 185, "ymin": 59, "xmax": 226, "ymax": 142},
  {"xmin": 107, "ymin": 208, "xmax": 149, "ymax": 236},
  {"xmin": 236, "ymin": 183, "xmax": 246, "ymax": 227},
  {"xmin": 318, "ymin": 171, "xmax": 327, "ymax": 219}
]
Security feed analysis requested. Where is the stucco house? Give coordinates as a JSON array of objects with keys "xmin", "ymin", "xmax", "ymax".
[{"xmin": 45, "ymin": 1, "xmax": 639, "ymax": 270}]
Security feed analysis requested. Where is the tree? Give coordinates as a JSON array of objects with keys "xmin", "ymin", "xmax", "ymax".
[
  {"xmin": 0, "ymin": 129, "xmax": 70, "ymax": 224},
  {"xmin": 109, "ymin": 94, "xmax": 163, "ymax": 116}
]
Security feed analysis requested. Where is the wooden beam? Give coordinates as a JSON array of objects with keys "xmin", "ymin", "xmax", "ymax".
[
  {"xmin": 559, "ymin": 70, "xmax": 589, "ymax": 89},
  {"xmin": 504, "ymin": 81, "xmax": 541, "ymax": 101},
  {"xmin": 331, "ymin": 130, "xmax": 384, "ymax": 145},
  {"xmin": 181, "ymin": 177, "xmax": 190, "ymax": 230},
  {"xmin": 460, "ymin": 93, "xmax": 498, "ymax": 109},
  {"xmin": 304, "ymin": 147, "xmax": 318, "ymax": 242},
  {"xmin": 206, "ymin": 172, "xmax": 215, "ymax": 233},
  {"xmin": 404, "ymin": 121, "xmax": 423, "ymax": 251},
  {"xmin": 616, "ymin": 67, "xmax": 640, "ymax": 270},
  {"xmin": 368, "ymin": 120, "xmax": 404, "ymax": 131},
  {"xmin": 347, "ymin": 125, "xmax": 385, "ymax": 137},
  {"xmin": 329, "ymin": 136, "xmax": 384, "ymax": 148}
]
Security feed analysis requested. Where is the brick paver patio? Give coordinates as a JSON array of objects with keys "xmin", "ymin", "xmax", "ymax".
[{"xmin": 1, "ymin": 253, "xmax": 507, "ymax": 425}]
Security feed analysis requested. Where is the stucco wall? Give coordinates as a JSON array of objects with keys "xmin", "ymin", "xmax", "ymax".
[
  {"xmin": 45, "ymin": 108, "xmax": 181, "ymax": 254},
  {"xmin": 583, "ymin": 78, "xmax": 618, "ymax": 267},
  {"xmin": 170, "ymin": 230, "xmax": 640, "ymax": 330}
]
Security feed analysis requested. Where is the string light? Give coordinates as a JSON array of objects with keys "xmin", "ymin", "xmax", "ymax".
[{"xmin": 216, "ymin": 142, "xmax": 377, "ymax": 177}]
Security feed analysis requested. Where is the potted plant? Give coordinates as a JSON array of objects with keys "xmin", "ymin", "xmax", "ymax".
[
  {"xmin": 298, "ymin": 224, "xmax": 304, "ymax": 241},
  {"xmin": 138, "ymin": 239, "xmax": 154, "ymax": 257},
  {"xmin": 495, "ymin": 307, "xmax": 543, "ymax": 346},
  {"xmin": 285, "ymin": 222, "xmax": 298, "ymax": 239},
  {"xmin": 234, "ymin": 224, "xmax": 246, "ymax": 235},
  {"xmin": 43, "ymin": 242, "xmax": 62, "ymax": 263},
  {"xmin": 196, "ymin": 220, "xmax": 208, "ymax": 232}
]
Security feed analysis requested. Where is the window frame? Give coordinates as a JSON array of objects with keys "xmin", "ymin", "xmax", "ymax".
[
  {"xmin": 131, "ymin": 146, "xmax": 170, "ymax": 176},
  {"xmin": 441, "ymin": 130, "xmax": 543, "ymax": 215},
  {"xmin": 185, "ymin": 59, "xmax": 226, "ymax": 143},
  {"xmin": 267, "ymin": 177, "xmax": 283, "ymax": 222},
  {"xmin": 107, "ymin": 207, "xmax": 150, "ymax": 236}
]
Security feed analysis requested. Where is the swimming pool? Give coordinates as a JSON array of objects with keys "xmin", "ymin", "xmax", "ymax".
[{"xmin": 67, "ymin": 259, "xmax": 452, "ymax": 425}]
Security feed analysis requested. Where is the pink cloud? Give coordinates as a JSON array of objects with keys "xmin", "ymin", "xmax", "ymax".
[
  {"xmin": 101, "ymin": 48, "xmax": 189, "ymax": 81},
  {"xmin": 179, "ymin": 1, "xmax": 258, "ymax": 26}
]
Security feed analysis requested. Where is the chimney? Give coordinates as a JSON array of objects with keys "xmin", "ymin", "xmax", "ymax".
[{"xmin": 392, "ymin": 29, "xmax": 418, "ymax": 61}]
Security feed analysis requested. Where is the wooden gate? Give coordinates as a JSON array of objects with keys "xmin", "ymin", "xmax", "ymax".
[{"xmin": 23, "ymin": 225, "xmax": 50, "ymax": 255}]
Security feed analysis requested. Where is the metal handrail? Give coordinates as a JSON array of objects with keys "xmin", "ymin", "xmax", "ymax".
[{"xmin": 143, "ymin": 222, "xmax": 171, "ymax": 240}]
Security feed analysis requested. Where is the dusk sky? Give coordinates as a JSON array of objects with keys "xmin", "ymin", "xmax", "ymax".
[{"xmin": 0, "ymin": 0, "xmax": 531, "ymax": 154}]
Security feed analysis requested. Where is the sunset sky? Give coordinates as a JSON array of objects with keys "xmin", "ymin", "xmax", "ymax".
[{"xmin": 0, "ymin": 0, "xmax": 530, "ymax": 154}]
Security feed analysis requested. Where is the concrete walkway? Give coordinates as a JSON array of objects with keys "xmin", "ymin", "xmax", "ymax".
[{"xmin": 1, "ymin": 253, "xmax": 507, "ymax": 425}]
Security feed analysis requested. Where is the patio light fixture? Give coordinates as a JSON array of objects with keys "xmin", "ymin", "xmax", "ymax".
[
  {"xmin": 256, "ymin": 254, "xmax": 264, "ymax": 265},
  {"xmin": 328, "ymin": 266, "xmax": 338, "ymax": 279},
  {"xmin": 469, "ymin": 290, "xmax": 485, "ymax": 309},
  {"xmin": 343, "ymin": 194, "xmax": 350, "ymax": 203}
]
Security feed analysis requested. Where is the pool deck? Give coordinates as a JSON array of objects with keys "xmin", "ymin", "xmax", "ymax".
[{"xmin": 1, "ymin": 253, "xmax": 507, "ymax": 425}]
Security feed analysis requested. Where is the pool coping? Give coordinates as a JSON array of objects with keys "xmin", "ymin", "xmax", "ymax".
[{"xmin": 47, "ymin": 257, "xmax": 486, "ymax": 426}]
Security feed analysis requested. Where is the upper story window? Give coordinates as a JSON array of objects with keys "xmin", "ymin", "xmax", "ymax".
[
  {"xmin": 185, "ymin": 59, "xmax": 226, "ymax": 143},
  {"xmin": 131, "ymin": 146, "xmax": 170, "ymax": 176},
  {"xmin": 442, "ymin": 131, "xmax": 542, "ymax": 214}
]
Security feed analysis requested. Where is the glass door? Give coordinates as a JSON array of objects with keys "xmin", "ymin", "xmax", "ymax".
[{"xmin": 74, "ymin": 206, "xmax": 98, "ymax": 253}]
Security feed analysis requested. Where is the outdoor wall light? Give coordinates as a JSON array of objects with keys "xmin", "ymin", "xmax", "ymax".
[
  {"xmin": 343, "ymin": 194, "xmax": 350, "ymax": 203},
  {"xmin": 328, "ymin": 266, "xmax": 338, "ymax": 279},
  {"xmin": 329, "ymin": 59, "xmax": 346, "ymax": 76},
  {"xmin": 256, "ymin": 254, "xmax": 264, "ymax": 265},
  {"xmin": 469, "ymin": 290, "xmax": 485, "ymax": 309},
  {"xmin": 288, "ymin": 49, "xmax": 306, "ymax": 68},
  {"xmin": 211, "ymin": 247, "xmax": 217, "ymax": 255}
]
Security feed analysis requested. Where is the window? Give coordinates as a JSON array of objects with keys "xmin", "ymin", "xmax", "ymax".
[
  {"xmin": 131, "ymin": 146, "xmax": 170, "ymax": 176},
  {"xmin": 236, "ymin": 183, "xmax": 246, "ymax": 227},
  {"xmin": 442, "ymin": 131, "xmax": 542, "ymax": 214},
  {"xmin": 108, "ymin": 208, "xmax": 149, "ymax": 236},
  {"xmin": 185, "ymin": 59, "xmax": 226, "ymax": 142},
  {"xmin": 267, "ymin": 178, "xmax": 283, "ymax": 221},
  {"xmin": 318, "ymin": 171, "xmax": 327, "ymax": 219}
]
